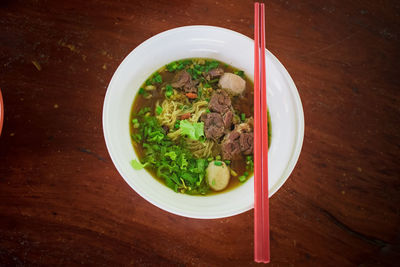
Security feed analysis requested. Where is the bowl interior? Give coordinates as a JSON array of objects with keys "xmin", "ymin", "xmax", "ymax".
[{"xmin": 103, "ymin": 26, "xmax": 304, "ymax": 219}]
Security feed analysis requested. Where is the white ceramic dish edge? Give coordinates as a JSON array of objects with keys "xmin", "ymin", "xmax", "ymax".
[{"xmin": 103, "ymin": 25, "xmax": 304, "ymax": 219}]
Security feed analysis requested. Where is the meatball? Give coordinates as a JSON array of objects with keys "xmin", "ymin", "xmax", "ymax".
[
  {"xmin": 218, "ymin": 73, "xmax": 246, "ymax": 95},
  {"xmin": 206, "ymin": 161, "xmax": 230, "ymax": 191}
]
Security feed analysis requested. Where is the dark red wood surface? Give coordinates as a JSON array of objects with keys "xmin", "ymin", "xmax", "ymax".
[{"xmin": 1, "ymin": 0, "xmax": 399, "ymax": 266}]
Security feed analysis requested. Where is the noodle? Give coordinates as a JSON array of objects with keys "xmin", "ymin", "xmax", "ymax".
[
  {"xmin": 158, "ymin": 97, "xmax": 216, "ymax": 158},
  {"xmin": 156, "ymin": 98, "xmax": 208, "ymax": 128},
  {"xmin": 167, "ymin": 128, "xmax": 182, "ymax": 140},
  {"xmin": 167, "ymin": 129, "xmax": 215, "ymax": 158},
  {"xmin": 186, "ymin": 139, "xmax": 215, "ymax": 158}
]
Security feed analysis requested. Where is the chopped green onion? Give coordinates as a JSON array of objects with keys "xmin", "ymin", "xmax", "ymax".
[
  {"xmin": 156, "ymin": 106, "xmax": 163, "ymax": 115},
  {"xmin": 134, "ymin": 134, "xmax": 142, "ymax": 141},
  {"xmin": 234, "ymin": 70, "xmax": 245, "ymax": 78},
  {"xmin": 151, "ymin": 72, "xmax": 162, "ymax": 84},
  {"xmin": 209, "ymin": 78, "xmax": 219, "ymax": 83},
  {"xmin": 138, "ymin": 88, "xmax": 145, "ymax": 95},
  {"xmin": 214, "ymin": 161, "xmax": 222, "ymax": 166},
  {"xmin": 207, "ymin": 157, "xmax": 213, "ymax": 162},
  {"xmin": 215, "ymin": 155, "xmax": 221, "ymax": 160},
  {"xmin": 239, "ymin": 176, "xmax": 246, "ymax": 182},
  {"xmin": 165, "ymin": 90, "xmax": 173, "ymax": 97},
  {"xmin": 241, "ymin": 113, "xmax": 246, "ymax": 121},
  {"xmin": 224, "ymin": 160, "xmax": 231, "ymax": 165},
  {"xmin": 132, "ymin": 118, "xmax": 138, "ymax": 124},
  {"xmin": 175, "ymin": 120, "xmax": 181, "ymax": 129},
  {"xmin": 166, "ymin": 62, "xmax": 178, "ymax": 72},
  {"xmin": 206, "ymin": 109, "xmax": 210, "ymax": 113}
]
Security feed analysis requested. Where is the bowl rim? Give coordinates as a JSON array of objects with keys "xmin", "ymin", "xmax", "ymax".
[{"xmin": 102, "ymin": 25, "xmax": 304, "ymax": 218}]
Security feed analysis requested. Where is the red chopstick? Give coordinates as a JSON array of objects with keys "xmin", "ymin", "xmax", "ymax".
[
  {"xmin": 254, "ymin": 2, "xmax": 270, "ymax": 263},
  {"xmin": 260, "ymin": 2, "xmax": 270, "ymax": 262},
  {"xmin": 253, "ymin": 2, "xmax": 262, "ymax": 262}
]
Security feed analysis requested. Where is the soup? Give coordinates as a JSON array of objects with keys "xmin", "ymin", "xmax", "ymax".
[{"xmin": 130, "ymin": 58, "xmax": 270, "ymax": 195}]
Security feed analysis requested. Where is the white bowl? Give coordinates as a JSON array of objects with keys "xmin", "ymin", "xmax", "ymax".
[{"xmin": 103, "ymin": 26, "xmax": 304, "ymax": 219}]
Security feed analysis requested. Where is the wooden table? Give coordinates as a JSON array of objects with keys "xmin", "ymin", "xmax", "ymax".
[{"xmin": 1, "ymin": 1, "xmax": 399, "ymax": 266}]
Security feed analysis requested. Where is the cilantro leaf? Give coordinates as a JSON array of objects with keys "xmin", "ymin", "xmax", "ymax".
[{"xmin": 179, "ymin": 120, "xmax": 205, "ymax": 140}]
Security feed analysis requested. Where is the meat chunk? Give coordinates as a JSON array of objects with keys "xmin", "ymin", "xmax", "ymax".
[
  {"xmin": 208, "ymin": 90, "xmax": 232, "ymax": 114},
  {"xmin": 201, "ymin": 112, "xmax": 225, "ymax": 141},
  {"xmin": 203, "ymin": 90, "xmax": 234, "ymax": 141},
  {"xmin": 204, "ymin": 67, "xmax": 224, "ymax": 80},
  {"xmin": 244, "ymin": 117, "xmax": 254, "ymax": 128},
  {"xmin": 221, "ymin": 131, "xmax": 242, "ymax": 160},
  {"xmin": 222, "ymin": 110, "xmax": 233, "ymax": 129},
  {"xmin": 221, "ymin": 120, "xmax": 254, "ymax": 160},
  {"xmin": 171, "ymin": 70, "xmax": 191, "ymax": 88},
  {"xmin": 218, "ymin": 73, "xmax": 246, "ymax": 95},
  {"xmin": 236, "ymin": 120, "xmax": 252, "ymax": 133},
  {"xmin": 171, "ymin": 70, "xmax": 198, "ymax": 94},
  {"xmin": 239, "ymin": 132, "xmax": 254, "ymax": 155}
]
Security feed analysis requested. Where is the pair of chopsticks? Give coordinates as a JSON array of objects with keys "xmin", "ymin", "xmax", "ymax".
[{"xmin": 254, "ymin": 2, "xmax": 270, "ymax": 263}]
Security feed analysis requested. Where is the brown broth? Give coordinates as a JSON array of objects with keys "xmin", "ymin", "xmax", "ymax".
[{"xmin": 130, "ymin": 58, "xmax": 270, "ymax": 195}]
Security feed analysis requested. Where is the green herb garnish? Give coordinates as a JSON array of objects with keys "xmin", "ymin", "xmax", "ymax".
[
  {"xmin": 179, "ymin": 120, "xmax": 205, "ymax": 140},
  {"xmin": 130, "ymin": 159, "xmax": 147, "ymax": 170},
  {"xmin": 130, "ymin": 115, "xmax": 210, "ymax": 194},
  {"xmin": 174, "ymin": 120, "xmax": 181, "ymax": 129},
  {"xmin": 151, "ymin": 72, "xmax": 162, "ymax": 84},
  {"xmin": 156, "ymin": 105, "xmax": 163, "ymax": 115},
  {"xmin": 165, "ymin": 151, "xmax": 177, "ymax": 160},
  {"xmin": 165, "ymin": 84, "xmax": 173, "ymax": 98},
  {"xmin": 234, "ymin": 70, "xmax": 245, "ymax": 78}
]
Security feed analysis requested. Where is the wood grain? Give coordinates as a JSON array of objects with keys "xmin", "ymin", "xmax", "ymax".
[{"xmin": 0, "ymin": 0, "xmax": 399, "ymax": 266}]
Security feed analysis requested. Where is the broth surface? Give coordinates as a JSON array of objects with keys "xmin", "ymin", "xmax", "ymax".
[{"xmin": 130, "ymin": 58, "xmax": 270, "ymax": 195}]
